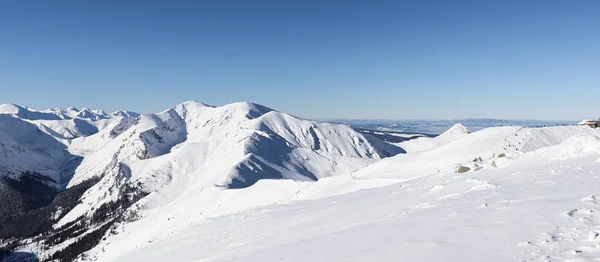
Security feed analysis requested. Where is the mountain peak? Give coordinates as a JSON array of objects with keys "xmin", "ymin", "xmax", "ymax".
[
  {"xmin": 179, "ymin": 100, "xmax": 213, "ymax": 108},
  {"xmin": 442, "ymin": 123, "xmax": 470, "ymax": 135},
  {"xmin": 92, "ymin": 109, "xmax": 107, "ymax": 116},
  {"xmin": 76, "ymin": 108, "xmax": 102, "ymax": 119},
  {"xmin": 0, "ymin": 103, "xmax": 24, "ymax": 114},
  {"xmin": 111, "ymin": 110, "xmax": 140, "ymax": 118},
  {"xmin": 225, "ymin": 102, "xmax": 274, "ymax": 119}
]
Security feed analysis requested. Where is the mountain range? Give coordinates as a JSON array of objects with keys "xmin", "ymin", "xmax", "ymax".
[
  {"xmin": 1, "ymin": 101, "xmax": 599, "ymax": 262},
  {"xmin": 0, "ymin": 101, "xmax": 402, "ymax": 261},
  {"xmin": 331, "ymin": 118, "xmax": 575, "ymax": 134}
]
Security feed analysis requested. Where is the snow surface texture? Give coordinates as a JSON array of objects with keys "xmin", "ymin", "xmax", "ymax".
[
  {"xmin": 0, "ymin": 104, "xmax": 137, "ymax": 187},
  {"xmin": 0, "ymin": 114, "xmax": 73, "ymax": 185},
  {"xmin": 2, "ymin": 101, "xmax": 403, "ymax": 260},
  {"xmin": 52, "ymin": 101, "xmax": 402, "ymax": 230},
  {"xmin": 0, "ymin": 103, "xmax": 139, "ymax": 140},
  {"xmin": 397, "ymin": 123, "xmax": 470, "ymax": 152},
  {"xmin": 88, "ymin": 124, "xmax": 600, "ymax": 262},
  {"xmin": 3, "ymin": 101, "xmax": 599, "ymax": 262}
]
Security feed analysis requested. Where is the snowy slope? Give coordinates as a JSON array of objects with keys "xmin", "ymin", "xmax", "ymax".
[
  {"xmin": 88, "ymin": 124, "xmax": 600, "ymax": 262},
  {"xmin": 521, "ymin": 126, "xmax": 600, "ymax": 152},
  {"xmin": 0, "ymin": 103, "xmax": 137, "ymax": 185},
  {"xmin": 398, "ymin": 123, "xmax": 470, "ymax": 152},
  {"xmin": 354, "ymin": 125, "xmax": 520, "ymax": 181},
  {"xmin": 0, "ymin": 103, "xmax": 137, "ymax": 139},
  {"xmin": 0, "ymin": 101, "xmax": 404, "ymax": 261},
  {"xmin": 0, "ymin": 114, "xmax": 78, "ymax": 186},
  {"xmin": 56, "ymin": 101, "xmax": 402, "ymax": 225},
  {"xmin": 4, "ymin": 102, "xmax": 598, "ymax": 262},
  {"xmin": 65, "ymin": 101, "xmax": 401, "ymax": 187},
  {"xmin": 358, "ymin": 125, "xmax": 600, "ymax": 181},
  {"xmin": 106, "ymin": 152, "xmax": 600, "ymax": 262}
]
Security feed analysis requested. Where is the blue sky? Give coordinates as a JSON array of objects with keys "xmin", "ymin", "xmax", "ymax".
[{"xmin": 1, "ymin": 1, "xmax": 599, "ymax": 120}]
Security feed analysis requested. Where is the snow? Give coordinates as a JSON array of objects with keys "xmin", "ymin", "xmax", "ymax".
[
  {"xmin": 0, "ymin": 114, "xmax": 73, "ymax": 185},
  {"xmin": 53, "ymin": 101, "xmax": 401, "ymax": 232},
  {"xmin": 521, "ymin": 126, "xmax": 600, "ymax": 152},
  {"xmin": 398, "ymin": 123, "xmax": 470, "ymax": 152},
  {"xmin": 100, "ymin": 155, "xmax": 600, "ymax": 261},
  {"xmin": 111, "ymin": 110, "xmax": 141, "ymax": 118},
  {"xmin": 0, "ymin": 103, "xmax": 22, "ymax": 114},
  {"xmin": 0, "ymin": 103, "xmax": 136, "ymax": 139},
  {"xmin": 65, "ymin": 122, "xmax": 600, "ymax": 262},
  {"xmin": 3, "ymin": 101, "xmax": 600, "ymax": 262},
  {"xmin": 0, "ymin": 104, "xmax": 137, "ymax": 188}
]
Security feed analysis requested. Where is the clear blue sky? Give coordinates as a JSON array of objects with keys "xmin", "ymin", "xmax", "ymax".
[{"xmin": 1, "ymin": 1, "xmax": 599, "ymax": 120}]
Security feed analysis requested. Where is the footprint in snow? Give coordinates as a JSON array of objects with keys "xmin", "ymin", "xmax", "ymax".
[{"xmin": 522, "ymin": 196, "xmax": 600, "ymax": 261}]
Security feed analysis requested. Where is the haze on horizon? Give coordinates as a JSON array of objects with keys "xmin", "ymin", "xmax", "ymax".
[{"xmin": 1, "ymin": 1, "xmax": 599, "ymax": 120}]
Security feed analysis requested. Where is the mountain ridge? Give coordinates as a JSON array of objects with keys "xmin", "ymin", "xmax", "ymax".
[{"xmin": 0, "ymin": 100, "xmax": 403, "ymax": 261}]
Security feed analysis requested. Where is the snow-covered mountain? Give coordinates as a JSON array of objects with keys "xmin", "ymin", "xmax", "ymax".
[
  {"xmin": 0, "ymin": 104, "xmax": 139, "ymax": 258},
  {"xmin": 0, "ymin": 101, "xmax": 402, "ymax": 261},
  {"xmin": 397, "ymin": 123, "xmax": 470, "ymax": 152},
  {"xmin": 96, "ymin": 124, "xmax": 600, "ymax": 262},
  {"xmin": 331, "ymin": 118, "xmax": 574, "ymax": 134},
  {"xmin": 107, "ymin": 134, "xmax": 600, "ymax": 262},
  {"xmin": 3, "ymin": 101, "xmax": 599, "ymax": 262},
  {"xmin": 0, "ymin": 103, "xmax": 138, "ymax": 187},
  {"xmin": 0, "ymin": 114, "xmax": 75, "ymax": 184},
  {"xmin": 0, "ymin": 103, "xmax": 139, "ymax": 140}
]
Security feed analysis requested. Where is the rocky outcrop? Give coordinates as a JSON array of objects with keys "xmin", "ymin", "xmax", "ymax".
[{"xmin": 457, "ymin": 166, "xmax": 471, "ymax": 173}]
